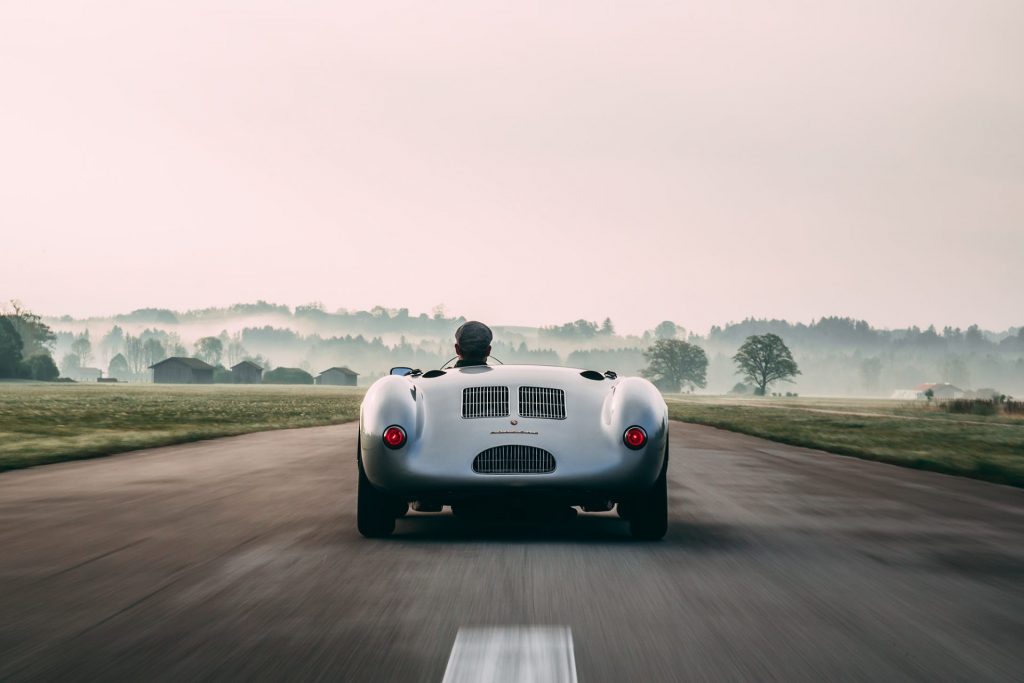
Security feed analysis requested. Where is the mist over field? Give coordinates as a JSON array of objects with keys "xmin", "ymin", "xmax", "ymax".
[{"xmin": 36, "ymin": 302, "xmax": 1024, "ymax": 396}]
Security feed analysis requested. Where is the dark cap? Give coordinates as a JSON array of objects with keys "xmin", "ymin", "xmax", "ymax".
[{"xmin": 455, "ymin": 321, "xmax": 493, "ymax": 355}]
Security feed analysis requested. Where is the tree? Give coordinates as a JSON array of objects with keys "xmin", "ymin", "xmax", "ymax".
[
  {"xmin": 641, "ymin": 339, "xmax": 708, "ymax": 393},
  {"xmin": 965, "ymin": 324, "xmax": 987, "ymax": 349},
  {"xmin": 540, "ymin": 319, "xmax": 600, "ymax": 339},
  {"xmin": 123, "ymin": 334, "xmax": 145, "ymax": 374},
  {"xmin": 194, "ymin": 337, "xmax": 223, "ymax": 366},
  {"xmin": 600, "ymin": 318, "xmax": 615, "ymax": 335},
  {"xmin": 0, "ymin": 316, "xmax": 24, "ymax": 377},
  {"xmin": 262, "ymin": 367, "xmax": 314, "ymax": 384},
  {"xmin": 225, "ymin": 333, "xmax": 248, "ymax": 366},
  {"xmin": 733, "ymin": 333, "xmax": 801, "ymax": 396},
  {"xmin": 24, "ymin": 354, "xmax": 59, "ymax": 381},
  {"xmin": 71, "ymin": 331, "xmax": 93, "ymax": 367},
  {"xmin": 654, "ymin": 321, "xmax": 679, "ymax": 340},
  {"xmin": 142, "ymin": 338, "xmax": 167, "ymax": 367},
  {"xmin": 860, "ymin": 357, "xmax": 883, "ymax": 392},
  {"xmin": 159, "ymin": 331, "xmax": 187, "ymax": 358},
  {"xmin": 6, "ymin": 302, "xmax": 55, "ymax": 357},
  {"xmin": 100, "ymin": 326, "xmax": 125, "ymax": 364},
  {"xmin": 60, "ymin": 352, "xmax": 81, "ymax": 375},
  {"xmin": 108, "ymin": 353, "xmax": 130, "ymax": 379}
]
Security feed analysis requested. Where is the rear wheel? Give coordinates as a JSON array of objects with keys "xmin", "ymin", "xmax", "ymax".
[
  {"xmin": 357, "ymin": 441, "xmax": 397, "ymax": 538},
  {"xmin": 628, "ymin": 442, "xmax": 669, "ymax": 540}
]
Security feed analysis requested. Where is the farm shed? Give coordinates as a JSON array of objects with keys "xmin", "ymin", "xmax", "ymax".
[
  {"xmin": 150, "ymin": 357, "xmax": 215, "ymax": 384},
  {"xmin": 231, "ymin": 360, "xmax": 263, "ymax": 384},
  {"xmin": 315, "ymin": 366, "xmax": 359, "ymax": 386}
]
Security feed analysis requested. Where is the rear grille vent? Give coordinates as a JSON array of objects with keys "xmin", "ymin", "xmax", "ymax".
[
  {"xmin": 473, "ymin": 445, "xmax": 556, "ymax": 474},
  {"xmin": 462, "ymin": 386, "xmax": 509, "ymax": 418},
  {"xmin": 518, "ymin": 386, "xmax": 566, "ymax": 420}
]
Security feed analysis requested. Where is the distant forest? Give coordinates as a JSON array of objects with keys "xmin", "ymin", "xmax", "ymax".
[{"xmin": 38, "ymin": 302, "xmax": 1024, "ymax": 396}]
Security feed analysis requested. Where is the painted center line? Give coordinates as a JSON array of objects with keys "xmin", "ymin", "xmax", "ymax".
[{"xmin": 442, "ymin": 626, "xmax": 578, "ymax": 683}]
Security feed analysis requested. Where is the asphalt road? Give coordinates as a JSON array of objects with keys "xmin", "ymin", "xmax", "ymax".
[{"xmin": 1, "ymin": 422, "xmax": 1022, "ymax": 682}]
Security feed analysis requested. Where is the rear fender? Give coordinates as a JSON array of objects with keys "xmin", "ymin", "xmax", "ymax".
[
  {"xmin": 359, "ymin": 376, "xmax": 422, "ymax": 459},
  {"xmin": 603, "ymin": 377, "xmax": 668, "ymax": 465}
]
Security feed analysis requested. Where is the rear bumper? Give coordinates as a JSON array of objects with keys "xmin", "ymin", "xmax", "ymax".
[{"xmin": 361, "ymin": 438, "xmax": 667, "ymax": 499}]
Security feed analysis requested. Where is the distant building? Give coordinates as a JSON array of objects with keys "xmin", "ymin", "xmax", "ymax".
[
  {"xmin": 150, "ymin": 357, "xmax": 215, "ymax": 384},
  {"xmin": 316, "ymin": 366, "xmax": 359, "ymax": 386},
  {"xmin": 231, "ymin": 360, "xmax": 263, "ymax": 384},
  {"xmin": 891, "ymin": 383, "xmax": 965, "ymax": 400},
  {"xmin": 916, "ymin": 383, "xmax": 964, "ymax": 400}
]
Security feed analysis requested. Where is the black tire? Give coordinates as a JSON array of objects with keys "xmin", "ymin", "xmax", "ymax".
[
  {"xmin": 357, "ymin": 440, "xmax": 397, "ymax": 538},
  {"xmin": 628, "ymin": 442, "xmax": 669, "ymax": 540}
]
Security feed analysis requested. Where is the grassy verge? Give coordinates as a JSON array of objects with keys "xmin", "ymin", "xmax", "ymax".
[
  {"xmin": 666, "ymin": 396, "xmax": 1024, "ymax": 487},
  {"xmin": 0, "ymin": 383, "xmax": 365, "ymax": 472}
]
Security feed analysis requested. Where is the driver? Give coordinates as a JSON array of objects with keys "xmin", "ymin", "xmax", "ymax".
[{"xmin": 453, "ymin": 321, "xmax": 492, "ymax": 367}]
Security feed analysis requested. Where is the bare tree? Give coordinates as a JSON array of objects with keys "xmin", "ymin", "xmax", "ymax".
[
  {"xmin": 70, "ymin": 331, "xmax": 92, "ymax": 367},
  {"xmin": 123, "ymin": 334, "xmax": 145, "ymax": 375},
  {"xmin": 226, "ymin": 333, "xmax": 247, "ymax": 366},
  {"xmin": 142, "ymin": 338, "xmax": 167, "ymax": 367},
  {"xmin": 194, "ymin": 336, "xmax": 223, "ymax": 366}
]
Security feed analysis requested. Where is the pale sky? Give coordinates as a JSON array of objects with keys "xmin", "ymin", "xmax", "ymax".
[{"xmin": 1, "ymin": 1, "xmax": 1021, "ymax": 334}]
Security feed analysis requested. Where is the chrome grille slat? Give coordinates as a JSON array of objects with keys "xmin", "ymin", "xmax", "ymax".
[
  {"xmin": 462, "ymin": 386, "xmax": 509, "ymax": 418},
  {"xmin": 518, "ymin": 386, "xmax": 566, "ymax": 420},
  {"xmin": 472, "ymin": 445, "xmax": 556, "ymax": 474}
]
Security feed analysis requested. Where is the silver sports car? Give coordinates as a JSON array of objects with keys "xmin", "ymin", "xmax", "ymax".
[{"xmin": 357, "ymin": 363, "xmax": 669, "ymax": 539}]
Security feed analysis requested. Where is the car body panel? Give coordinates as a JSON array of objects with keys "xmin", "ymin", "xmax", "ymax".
[{"xmin": 358, "ymin": 365, "xmax": 668, "ymax": 502}]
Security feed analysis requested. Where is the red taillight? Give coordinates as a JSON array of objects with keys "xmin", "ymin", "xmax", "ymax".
[
  {"xmin": 623, "ymin": 426, "xmax": 647, "ymax": 450},
  {"xmin": 382, "ymin": 425, "xmax": 407, "ymax": 449}
]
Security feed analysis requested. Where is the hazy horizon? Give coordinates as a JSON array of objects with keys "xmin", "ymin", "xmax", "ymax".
[
  {"xmin": 3, "ymin": 1, "xmax": 1022, "ymax": 335},
  {"xmin": 24, "ymin": 300, "xmax": 1023, "ymax": 339}
]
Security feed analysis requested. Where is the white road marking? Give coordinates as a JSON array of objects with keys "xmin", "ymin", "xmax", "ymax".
[{"xmin": 441, "ymin": 626, "xmax": 578, "ymax": 683}]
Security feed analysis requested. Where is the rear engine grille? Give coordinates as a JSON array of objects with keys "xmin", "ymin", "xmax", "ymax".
[
  {"xmin": 518, "ymin": 386, "xmax": 566, "ymax": 420},
  {"xmin": 472, "ymin": 445, "xmax": 556, "ymax": 474},
  {"xmin": 462, "ymin": 386, "xmax": 509, "ymax": 418}
]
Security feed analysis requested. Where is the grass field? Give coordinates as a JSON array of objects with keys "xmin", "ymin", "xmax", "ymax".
[
  {"xmin": 666, "ymin": 395, "xmax": 1024, "ymax": 487},
  {"xmin": 0, "ymin": 383, "xmax": 364, "ymax": 472},
  {"xmin": 3, "ymin": 384, "xmax": 1022, "ymax": 487}
]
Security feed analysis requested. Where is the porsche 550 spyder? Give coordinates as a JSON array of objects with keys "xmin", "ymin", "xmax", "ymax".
[{"xmin": 356, "ymin": 363, "xmax": 669, "ymax": 539}]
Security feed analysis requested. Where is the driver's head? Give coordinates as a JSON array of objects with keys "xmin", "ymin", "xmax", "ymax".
[{"xmin": 454, "ymin": 321, "xmax": 492, "ymax": 361}]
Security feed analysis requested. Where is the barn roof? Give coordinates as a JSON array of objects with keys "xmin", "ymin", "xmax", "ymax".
[
  {"xmin": 231, "ymin": 360, "xmax": 263, "ymax": 371},
  {"xmin": 318, "ymin": 366, "xmax": 359, "ymax": 376},
  {"xmin": 149, "ymin": 357, "xmax": 216, "ymax": 371}
]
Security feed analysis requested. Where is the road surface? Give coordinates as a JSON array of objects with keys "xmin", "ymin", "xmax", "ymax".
[{"xmin": 1, "ymin": 422, "xmax": 1022, "ymax": 681}]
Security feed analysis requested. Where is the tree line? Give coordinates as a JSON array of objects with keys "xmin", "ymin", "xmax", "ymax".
[{"xmin": 28, "ymin": 303, "xmax": 1024, "ymax": 393}]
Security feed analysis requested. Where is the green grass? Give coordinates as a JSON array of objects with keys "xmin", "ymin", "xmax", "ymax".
[
  {"xmin": 666, "ymin": 395, "xmax": 1024, "ymax": 487},
  {"xmin": 4, "ymin": 384, "xmax": 1022, "ymax": 488},
  {"xmin": 0, "ymin": 383, "xmax": 364, "ymax": 472}
]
